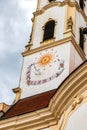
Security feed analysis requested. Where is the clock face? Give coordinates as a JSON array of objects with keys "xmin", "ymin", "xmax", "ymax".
[{"xmin": 26, "ymin": 49, "xmax": 64, "ymax": 86}]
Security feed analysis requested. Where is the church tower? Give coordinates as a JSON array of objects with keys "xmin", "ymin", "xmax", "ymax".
[
  {"xmin": 18, "ymin": 0, "xmax": 87, "ymax": 99},
  {"xmin": 0, "ymin": 0, "xmax": 87, "ymax": 130}
]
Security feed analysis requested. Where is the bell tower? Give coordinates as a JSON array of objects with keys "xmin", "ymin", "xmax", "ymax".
[{"xmin": 18, "ymin": 0, "xmax": 87, "ymax": 99}]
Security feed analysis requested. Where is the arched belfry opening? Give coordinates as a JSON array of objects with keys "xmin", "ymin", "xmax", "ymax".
[
  {"xmin": 79, "ymin": 0, "xmax": 85, "ymax": 10},
  {"xmin": 48, "ymin": 0, "xmax": 56, "ymax": 2},
  {"xmin": 79, "ymin": 27, "xmax": 87, "ymax": 51},
  {"xmin": 43, "ymin": 20, "xmax": 55, "ymax": 41}
]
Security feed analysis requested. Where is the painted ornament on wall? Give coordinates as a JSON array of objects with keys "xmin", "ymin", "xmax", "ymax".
[{"xmin": 26, "ymin": 49, "xmax": 64, "ymax": 85}]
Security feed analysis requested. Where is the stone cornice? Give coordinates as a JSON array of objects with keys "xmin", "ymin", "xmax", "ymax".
[
  {"xmin": 0, "ymin": 108, "xmax": 57, "ymax": 130},
  {"xmin": 23, "ymin": 36, "xmax": 86, "ymax": 61},
  {"xmin": 33, "ymin": 0, "xmax": 87, "ymax": 22}
]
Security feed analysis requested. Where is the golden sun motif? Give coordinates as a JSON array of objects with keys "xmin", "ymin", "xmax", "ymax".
[{"xmin": 38, "ymin": 54, "xmax": 53, "ymax": 66}]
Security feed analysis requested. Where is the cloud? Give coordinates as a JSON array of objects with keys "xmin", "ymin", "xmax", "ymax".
[
  {"xmin": 0, "ymin": 0, "xmax": 36, "ymax": 53},
  {"xmin": 0, "ymin": 0, "xmax": 37, "ymax": 104}
]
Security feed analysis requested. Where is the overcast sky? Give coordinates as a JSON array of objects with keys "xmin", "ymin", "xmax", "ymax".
[{"xmin": 0, "ymin": 0, "xmax": 37, "ymax": 105}]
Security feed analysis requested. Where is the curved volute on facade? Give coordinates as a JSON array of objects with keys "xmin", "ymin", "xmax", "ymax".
[{"xmin": 49, "ymin": 60, "xmax": 87, "ymax": 130}]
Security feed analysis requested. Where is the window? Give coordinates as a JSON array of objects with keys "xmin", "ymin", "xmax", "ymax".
[
  {"xmin": 79, "ymin": 28, "xmax": 84, "ymax": 50},
  {"xmin": 79, "ymin": 27, "xmax": 87, "ymax": 50},
  {"xmin": 79, "ymin": 0, "xmax": 85, "ymax": 10},
  {"xmin": 43, "ymin": 20, "xmax": 55, "ymax": 41},
  {"xmin": 48, "ymin": 0, "xmax": 55, "ymax": 2},
  {"xmin": 83, "ymin": 27, "xmax": 87, "ymax": 34}
]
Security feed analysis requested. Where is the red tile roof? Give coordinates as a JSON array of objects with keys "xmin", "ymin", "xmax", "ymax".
[{"xmin": 1, "ymin": 89, "xmax": 57, "ymax": 120}]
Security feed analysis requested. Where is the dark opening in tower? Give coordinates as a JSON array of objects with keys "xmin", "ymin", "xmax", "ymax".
[
  {"xmin": 79, "ymin": 0, "xmax": 85, "ymax": 10},
  {"xmin": 79, "ymin": 27, "xmax": 87, "ymax": 51},
  {"xmin": 43, "ymin": 20, "xmax": 55, "ymax": 41}
]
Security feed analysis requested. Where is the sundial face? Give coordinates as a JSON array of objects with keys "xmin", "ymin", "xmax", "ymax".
[{"xmin": 26, "ymin": 48, "xmax": 64, "ymax": 86}]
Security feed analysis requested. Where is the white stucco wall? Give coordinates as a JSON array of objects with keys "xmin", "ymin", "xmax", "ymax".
[
  {"xmin": 20, "ymin": 42, "xmax": 71, "ymax": 99},
  {"xmin": 20, "ymin": 41, "xmax": 83, "ymax": 99},
  {"xmin": 66, "ymin": 102, "xmax": 87, "ymax": 130},
  {"xmin": 69, "ymin": 43, "xmax": 83, "ymax": 73},
  {"xmin": 73, "ymin": 0, "xmax": 87, "ymax": 57},
  {"xmin": 39, "ymin": 0, "xmax": 64, "ymax": 10},
  {"xmin": 75, "ymin": 10, "xmax": 86, "ymax": 43},
  {"xmin": 32, "ymin": 6, "xmax": 66, "ymax": 49},
  {"xmin": 40, "ymin": 0, "xmax": 48, "ymax": 10}
]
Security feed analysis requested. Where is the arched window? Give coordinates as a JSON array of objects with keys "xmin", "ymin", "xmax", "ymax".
[
  {"xmin": 79, "ymin": 27, "xmax": 87, "ymax": 50},
  {"xmin": 79, "ymin": 0, "xmax": 85, "ymax": 10},
  {"xmin": 79, "ymin": 28, "xmax": 84, "ymax": 50},
  {"xmin": 43, "ymin": 20, "xmax": 55, "ymax": 41},
  {"xmin": 48, "ymin": 0, "xmax": 56, "ymax": 2}
]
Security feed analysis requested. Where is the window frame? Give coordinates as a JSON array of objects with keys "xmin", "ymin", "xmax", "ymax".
[{"xmin": 43, "ymin": 20, "xmax": 55, "ymax": 41}]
